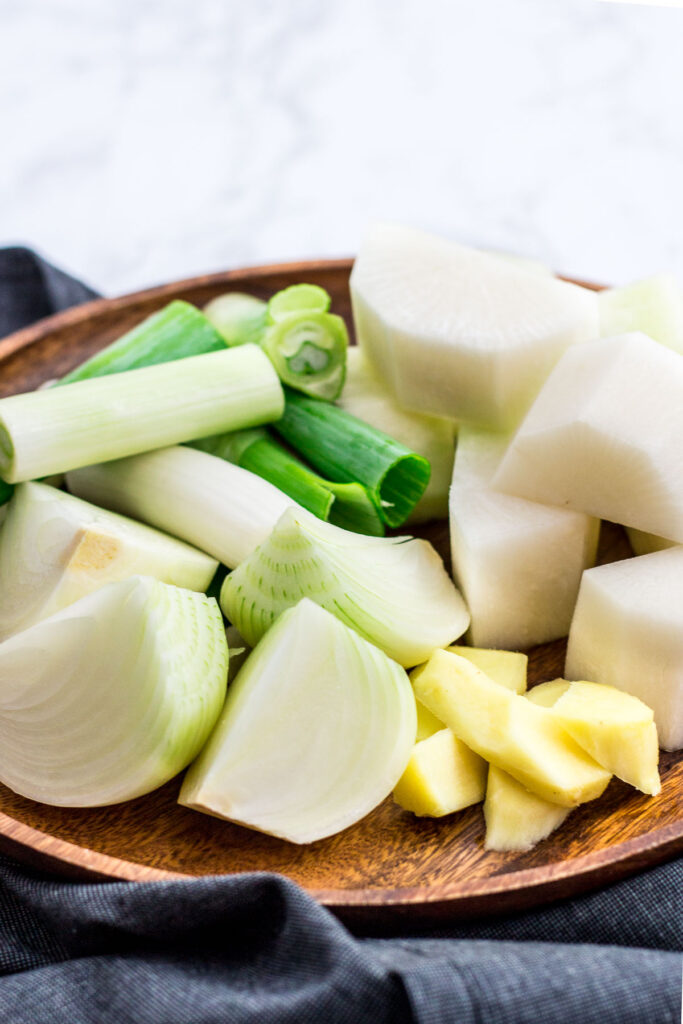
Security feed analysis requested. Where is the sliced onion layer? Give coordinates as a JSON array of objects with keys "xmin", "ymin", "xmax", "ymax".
[
  {"xmin": 220, "ymin": 507, "xmax": 470, "ymax": 667},
  {"xmin": 0, "ymin": 576, "xmax": 228, "ymax": 806},
  {"xmin": 180, "ymin": 598, "xmax": 417, "ymax": 843}
]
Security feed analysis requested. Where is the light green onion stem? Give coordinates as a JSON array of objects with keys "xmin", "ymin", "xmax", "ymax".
[
  {"xmin": 203, "ymin": 293, "xmax": 269, "ymax": 348},
  {"xmin": 192, "ymin": 429, "xmax": 385, "ymax": 536},
  {"xmin": 59, "ymin": 301, "xmax": 227, "ymax": 384},
  {"xmin": 0, "ymin": 346, "xmax": 284, "ymax": 484},
  {"xmin": 272, "ymin": 390, "xmax": 431, "ymax": 528},
  {"xmin": 267, "ymin": 283, "xmax": 331, "ymax": 320}
]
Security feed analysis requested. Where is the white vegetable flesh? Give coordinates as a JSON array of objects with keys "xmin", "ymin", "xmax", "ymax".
[
  {"xmin": 350, "ymin": 223, "xmax": 598, "ymax": 429},
  {"xmin": 67, "ymin": 446, "xmax": 299, "ymax": 569},
  {"xmin": 220, "ymin": 507, "xmax": 470, "ymax": 667},
  {"xmin": 0, "ymin": 346, "xmax": 283, "ymax": 483},
  {"xmin": 0, "ymin": 482, "xmax": 217, "ymax": 641},
  {"xmin": 450, "ymin": 427, "xmax": 599, "ymax": 648},
  {"xmin": 494, "ymin": 333, "xmax": 683, "ymax": 543},
  {"xmin": 179, "ymin": 599, "xmax": 416, "ymax": 844},
  {"xmin": 566, "ymin": 548, "xmax": 683, "ymax": 751},
  {"xmin": 338, "ymin": 348, "xmax": 455, "ymax": 523},
  {"xmin": 0, "ymin": 576, "xmax": 228, "ymax": 805},
  {"xmin": 599, "ymin": 274, "xmax": 683, "ymax": 355}
]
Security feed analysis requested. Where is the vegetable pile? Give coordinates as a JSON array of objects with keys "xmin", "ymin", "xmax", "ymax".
[{"xmin": 0, "ymin": 222, "xmax": 679, "ymax": 855}]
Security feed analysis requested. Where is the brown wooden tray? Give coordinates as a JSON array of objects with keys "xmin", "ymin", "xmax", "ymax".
[{"xmin": 0, "ymin": 259, "xmax": 680, "ymax": 932}]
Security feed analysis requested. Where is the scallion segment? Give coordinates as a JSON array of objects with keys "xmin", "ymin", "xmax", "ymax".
[
  {"xmin": 59, "ymin": 301, "xmax": 227, "ymax": 384},
  {"xmin": 262, "ymin": 312, "xmax": 348, "ymax": 401},
  {"xmin": 0, "ymin": 346, "xmax": 284, "ymax": 484},
  {"xmin": 67, "ymin": 445, "xmax": 299, "ymax": 569},
  {"xmin": 203, "ymin": 293, "xmax": 268, "ymax": 348},
  {"xmin": 272, "ymin": 390, "xmax": 431, "ymax": 527},
  {"xmin": 192, "ymin": 429, "xmax": 385, "ymax": 536},
  {"xmin": 267, "ymin": 283, "xmax": 331, "ymax": 320}
]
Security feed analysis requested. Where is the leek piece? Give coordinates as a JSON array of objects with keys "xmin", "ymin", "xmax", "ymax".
[
  {"xmin": 0, "ymin": 346, "xmax": 284, "ymax": 484},
  {"xmin": 338, "ymin": 348, "xmax": 455, "ymax": 524},
  {"xmin": 267, "ymin": 283, "xmax": 331, "ymax": 320},
  {"xmin": 67, "ymin": 446, "xmax": 298, "ymax": 569},
  {"xmin": 192, "ymin": 428, "xmax": 385, "ymax": 536},
  {"xmin": 0, "ymin": 482, "xmax": 218, "ymax": 641},
  {"xmin": 59, "ymin": 301, "xmax": 227, "ymax": 385},
  {"xmin": 220, "ymin": 506, "xmax": 470, "ymax": 667},
  {"xmin": 272, "ymin": 390, "xmax": 431, "ymax": 527},
  {"xmin": 179, "ymin": 598, "xmax": 416, "ymax": 843},
  {"xmin": 0, "ymin": 480, "xmax": 12, "ymax": 511},
  {"xmin": 263, "ymin": 312, "xmax": 348, "ymax": 401},
  {"xmin": 0, "ymin": 576, "xmax": 228, "ymax": 806},
  {"xmin": 203, "ymin": 293, "xmax": 268, "ymax": 348}
]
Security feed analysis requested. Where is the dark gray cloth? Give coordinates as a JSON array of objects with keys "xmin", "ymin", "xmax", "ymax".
[{"xmin": 0, "ymin": 247, "xmax": 680, "ymax": 1023}]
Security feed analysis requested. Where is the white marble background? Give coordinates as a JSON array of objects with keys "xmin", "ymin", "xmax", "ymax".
[{"xmin": 1, "ymin": 0, "xmax": 682, "ymax": 295}]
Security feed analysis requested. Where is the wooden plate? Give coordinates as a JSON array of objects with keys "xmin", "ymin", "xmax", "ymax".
[{"xmin": 0, "ymin": 259, "xmax": 680, "ymax": 932}]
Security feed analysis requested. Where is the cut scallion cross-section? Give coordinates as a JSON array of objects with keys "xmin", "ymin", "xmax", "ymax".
[
  {"xmin": 267, "ymin": 283, "xmax": 331, "ymax": 320},
  {"xmin": 59, "ymin": 301, "xmax": 227, "ymax": 384},
  {"xmin": 0, "ymin": 576, "xmax": 228, "ymax": 806},
  {"xmin": 192, "ymin": 429, "xmax": 385, "ymax": 536},
  {"xmin": 272, "ymin": 390, "xmax": 431, "ymax": 527},
  {"xmin": 0, "ymin": 482, "xmax": 218, "ymax": 641},
  {"xmin": 0, "ymin": 345, "xmax": 284, "ymax": 484},
  {"xmin": 220, "ymin": 507, "xmax": 470, "ymax": 667},
  {"xmin": 262, "ymin": 311, "xmax": 348, "ymax": 401},
  {"xmin": 67, "ymin": 445, "xmax": 299, "ymax": 569},
  {"xmin": 179, "ymin": 598, "xmax": 417, "ymax": 843}
]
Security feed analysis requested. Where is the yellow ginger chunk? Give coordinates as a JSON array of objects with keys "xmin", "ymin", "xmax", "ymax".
[
  {"xmin": 393, "ymin": 728, "xmax": 487, "ymax": 817},
  {"xmin": 528, "ymin": 679, "xmax": 660, "ymax": 796},
  {"xmin": 411, "ymin": 650, "xmax": 611, "ymax": 807},
  {"xmin": 448, "ymin": 645, "xmax": 528, "ymax": 694},
  {"xmin": 484, "ymin": 765, "xmax": 571, "ymax": 852}
]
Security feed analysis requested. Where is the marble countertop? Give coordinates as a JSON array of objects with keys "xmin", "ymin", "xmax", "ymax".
[{"xmin": 1, "ymin": 0, "xmax": 682, "ymax": 296}]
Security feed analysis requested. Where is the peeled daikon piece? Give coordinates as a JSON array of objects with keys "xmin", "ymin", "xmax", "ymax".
[
  {"xmin": 179, "ymin": 599, "xmax": 417, "ymax": 843},
  {"xmin": 527, "ymin": 679, "xmax": 660, "ymax": 795},
  {"xmin": 566, "ymin": 549, "xmax": 683, "ymax": 751},
  {"xmin": 0, "ymin": 482, "xmax": 218, "ymax": 641},
  {"xmin": 393, "ymin": 728, "xmax": 487, "ymax": 817},
  {"xmin": 450, "ymin": 427, "xmax": 599, "ymax": 649},
  {"xmin": 349, "ymin": 223, "xmax": 598, "ymax": 429},
  {"xmin": 599, "ymin": 274, "xmax": 683, "ymax": 355},
  {"xmin": 626, "ymin": 528, "xmax": 676, "ymax": 557},
  {"xmin": 412, "ymin": 650, "xmax": 611, "ymax": 806},
  {"xmin": 484, "ymin": 765, "xmax": 570, "ymax": 852},
  {"xmin": 494, "ymin": 333, "xmax": 683, "ymax": 543},
  {"xmin": 338, "ymin": 348, "xmax": 455, "ymax": 523}
]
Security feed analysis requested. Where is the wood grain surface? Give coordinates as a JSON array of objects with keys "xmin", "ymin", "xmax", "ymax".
[{"xmin": 0, "ymin": 259, "xmax": 680, "ymax": 931}]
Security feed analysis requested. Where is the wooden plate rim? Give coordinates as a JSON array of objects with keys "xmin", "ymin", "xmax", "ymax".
[{"xmin": 0, "ymin": 258, "xmax": 677, "ymax": 918}]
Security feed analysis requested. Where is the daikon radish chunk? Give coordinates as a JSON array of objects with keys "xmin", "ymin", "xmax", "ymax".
[
  {"xmin": 484, "ymin": 766, "xmax": 570, "ymax": 852},
  {"xmin": 626, "ymin": 528, "xmax": 676, "ymax": 557},
  {"xmin": 411, "ymin": 650, "xmax": 611, "ymax": 806},
  {"xmin": 528, "ymin": 680, "xmax": 660, "ymax": 795},
  {"xmin": 599, "ymin": 275, "xmax": 683, "ymax": 354},
  {"xmin": 566, "ymin": 549, "xmax": 683, "ymax": 751},
  {"xmin": 494, "ymin": 333, "xmax": 683, "ymax": 543},
  {"xmin": 349, "ymin": 223, "xmax": 598, "ymax": 429},
  {"xmin": 393, "ymin": 728, "xmax": 486, "ymax": 817},
  {"xmin": 450, "ymin": 427, "xmax": 599, "ymax": 649}
]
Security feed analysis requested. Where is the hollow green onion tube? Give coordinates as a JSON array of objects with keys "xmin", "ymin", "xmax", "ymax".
[
  {"xmin": 262, "ymin": 311, "xmax": 348, "ymax": 401},
  {"xmin": 0, "ymin": 346, "xmax": 284, "ymax": 484},
  {"xmin": 272, "ymin": 390, "xmax": 431, "ymax": 527},
  {"xmin": 59, "ymin": 301, "xmax": 227, "ymax": 384},
  {"xmin": 192, "ymin": 429, "xmax": 385, "ymax": 536}
]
